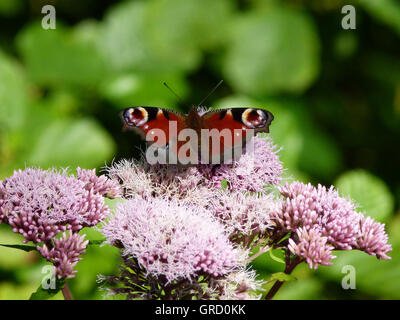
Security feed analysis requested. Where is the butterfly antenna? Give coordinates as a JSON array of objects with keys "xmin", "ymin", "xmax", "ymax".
[
  {"xmin": 196, "ymin": 80, "xmax": 224, "ymax": 108},
  {"xmin": 163, "ymin": 82, "xmax": 184, "ymax": 104}
]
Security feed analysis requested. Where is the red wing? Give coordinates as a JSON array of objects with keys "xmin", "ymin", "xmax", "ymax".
[
  {"xmin": 201, "ymin": 107, "xmax": 273, "ymax": 132},
  {"xmin": 121, "ymin": 107, "xmax": 187, "ymax": 147},
  {"xmin": 200, "ymin": 108, "xmax": 274, "ymax": 158}
]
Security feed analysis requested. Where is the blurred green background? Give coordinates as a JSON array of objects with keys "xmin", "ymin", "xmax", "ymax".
[{"xmin": 0, "ymin": 0, "xmax": 399, "ymax": 299}]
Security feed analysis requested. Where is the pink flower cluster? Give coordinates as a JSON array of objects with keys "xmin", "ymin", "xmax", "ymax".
[
  {"xmin": 1, "ymin": 132, "xmax": 392, "ymax": 299},
  {"xmin": 288, "ymin": 228, "xmax": 336, "ymax": 269},
  {"xmin": 104, "ymin": 133, "xmax": 391, "ymax": 297},
  {"xmin": 37, "ymin": 231, "xmax": 89, "ymax": 279},
  {"xmin": 210, "ymin": 190, "xmax": 276, "ymax": 243},
  {"xmin": 0, "ymin": 167, "xmax": 120, "ymax": 278},
  {"xmin": 77, "ymin": 167, "xmax": 122, "ymax": 199},
  {"xmin": 101, "ymin": 134, "xmax": 283, "ymax": 299},
  {"xmin": 102, "ymin": 197, "xmax": 239, "ymax": 282},
  {"xmin": 200, "ymin": 135, "xmax": 283, "ymax": 191},
  {"xmin": 272, "ymin": 182, "xmax": 391, "ymax": 268}
]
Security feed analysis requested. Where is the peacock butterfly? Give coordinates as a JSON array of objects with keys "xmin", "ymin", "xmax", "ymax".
[{"xmin": 121, "ymin": 106, "xmax": 274, "ymax": 165}]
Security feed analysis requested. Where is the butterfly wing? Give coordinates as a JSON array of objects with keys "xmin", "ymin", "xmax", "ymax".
[
  {"xmin": 121, "ymin": 106, "xmax": 187, "ymax": 147},
  {"xmin": 200, "ymin": 107, "xmax": 274, "ymax": 160},
  {"xmin": 201, "ymin": 107, "xmax": 274, "ymax": 132}
]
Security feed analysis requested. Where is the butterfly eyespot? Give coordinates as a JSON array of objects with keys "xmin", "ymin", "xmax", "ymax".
[
  {"xmin": 123, "ymin": 107, "xmax": 148, "ymax": 127},
  {"xmin": 242, "ymin": 109, "xmax": 267, "ymax": 128}
]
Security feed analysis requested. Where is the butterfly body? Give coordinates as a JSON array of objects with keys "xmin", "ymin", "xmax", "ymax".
[{"xmin": 122, "ymin": 106, "xmax": 274, "ymax": 164}]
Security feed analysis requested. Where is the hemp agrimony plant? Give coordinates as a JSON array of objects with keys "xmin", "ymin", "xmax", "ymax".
[
  {"xmin": 0, "ymin": 167, "xmax": 121, "ymax": 298},
  {"xmin": 98, "ymin": 135, "xmax": 391, "ymax": 300},
  {"xmin": 0, "ymin": 135, "xmax": 391, "ymax": 299}
]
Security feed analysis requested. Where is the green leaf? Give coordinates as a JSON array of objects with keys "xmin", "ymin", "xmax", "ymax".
[
  {"xmin": 335, "ymin": 170, "xmax": 394, "ymax": 222},
  {"xmin": 269, "ymin": 249, "xmax": 285, "ymax": 265},
  {"xmin": 0, "ymin": 50, "xmax": 29, "ymax": 131},
  {"xmin": 101, "ymin": 72, "xmax": 188, "ymax": 108},
  {"xmin": 277, "ymin": 232, "xmax": 291, "ymax": 245},
  {"xmin": 88, "ymin": 240, "xmax": 105, "ymax": 246},
  {"xmin": 333, "ymin": 32, "xmax": 358, "ymax": 60},
  {"xmin": 269, "ymin": 272, "xmax": 296, "ymax": 283},
  {"xmin": 0, "ymin": 244, "xmax": 37, "ymax": 252},
  {"xmin": 100, "ymin": 0, "xmax": 233, "ymax": 73},
  {"xmin": 0, "ymin": 50, "xmax": 31, "ymax": 177},
  {"xmin": 0, "ymin": 0, "xmax": 23, "ymax": 16},
  {"xmin": 26, "ymin": 118, "xmax": 115, "ymax": 169},
  {"xmin": 30, "ymin": 278, "xmax": 65, "ymax": 300},
  {"xmin": 271, "ymin": 278, "xmax": 322, "ymax": 300},
  {"xmin": 0, "ymin": 226, "xmax": 38, "ymax": 269},
  {"xmin": 298, "ymin": 127, "xmax": 342, "ymax": 181},
  {"xmin": 99, "ymin": 1, "xmax": 157, "ymax": 72},
  {"xmin": 144, "ymin": 0, "xmax": 233, "ymax": 69},
  {"xmin": 17, "ymin": 22, "xmax": 107, "ymax": 87},
  {"xmin": 359, "ymin": 0, "xmax": 400, "ymax": 37},
  {"xmin": 220, "ymin": 179, "xmax": 228, "ymax": 190},
  {"xmin": 68, "ymin": 238, "xmax": 120, "ymax": 299},
  {"xmin": 317, "ymin": 248, "xmax": 398, "ymax": 298},
  {"xmin": 223, "ymin": 4, "xmax": 320, "ymax": 95},
  {"xmin": 104, "ymin": 197, "xmax": 125, "ymax": 211},
  {"xmin": 99, "ymin": 1, "xmax": 190, "ymax": 73}
]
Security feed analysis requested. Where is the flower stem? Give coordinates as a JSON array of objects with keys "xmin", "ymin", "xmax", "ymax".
[
  {"xmin": 246, "ymin": 245, "xmax": 270, "ymax": 264},
  {"xmin": 264, "ymin": 252, "xmax": 301, "ymax": 300},
  {"xmin": 62, "ymin": 282, "xmax": 72, "ymax": 300}
]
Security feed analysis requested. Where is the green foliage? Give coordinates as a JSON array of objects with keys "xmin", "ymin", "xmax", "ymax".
[
  {"xmin": 17, "ymin": 23, "xmax": 107, "ymax": 87},
  {"xmin": 269, "ymin": 272, "xmax": 297, "ymax": 283},
  {"xmin": 144, "ymin": 0, "xmax": 233, "ymax": 70},
  {"xmin": 0, "ymin": 51, "xmax": 29, "ymax": 131},
  {"xmin": 272, "ymin": 277, "xmax": 323, "ymax": 300},
  {"xmin": 0, "ymin": 244, "xmax": 36, "ymax": 252},
  {"xmin": 0, "ymin": 0, "xmax": 23, "ymax": 16},
  {"xmin": 317, "ymin": 248, "xmax": 400, "ymax": 299},
  {"xmin": 101, "ymin": 72, "xmax": 188, "ymax": 108},
  {"xmin": 335, "ymin": 170, "xmax": 394, "ymax": 222},
  {"xmin": 30, "ymin": 278, "xmax": 65, "ymax": 300},
  {"xmin": 99, "ymin": 1, "xmax": 159, "ymax": 73},
  {"xmin": 269, "ymin": 249, "xmax": 285, "ymax": 265},
  {"xmin": 26, "ymin": 118, "xmax": 115, "ymax": 169},
  {"xmin": 0, "ymin": 226, "xmax": 36, "ymax": 269},
  {"xmin": 358, "ymin": 0, "xmax": 400, "ymax": 35},
  {"xmin": 223, "ymin": 4, "xmax": 320, "ymax": 95},
  {"xmin": 220, "ymin": 179, "xmax": 228, "ymax": 190},
  {"xmin": 68, "ymin": 229, "xmax": 120, "ymax": 300}
]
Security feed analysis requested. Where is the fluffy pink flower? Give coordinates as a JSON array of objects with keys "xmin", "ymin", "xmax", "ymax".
[
  {"xmin": 76, "ymin": 167, "xmax": 121, "ymax": 199},
  {"xmin": 288, "ymin": 227, "xmax": 336, "ymax": 269},
  {"xmin": 0, "ymin": 168, "xmax": 113, "ymax": 242},
  {"xmin": 210, "ymin": 190, "xmax": 276, "ymax": 241},
  {"xmin": 0, "ymin": 167, "xmax": 119, "ymax": 279},
  {"xmin": 273, "ymin": 181, "xmax": 391, "ymax": 268},
  {"xmin": 218, "ymin": 269, "xmax": 264, "ymax": 300},
  {"xmin": 37, "ymin": 232, "xmax": 89, "ymax": 279},
  {"xmin": 356, "ymin": 216, "xmax": 392, "ymax": 260},
  {"xmin": 200, "ymin": 135, "xmax": 283, "ymax": 191},
  {"xmin": 106, "ymin": 159, "xmax": 211, "ymax": 206},
  {"xmin": 275, "ymin": 182, "xmax": 361, "ymax": 249},
  {"xmin": 102, "ymin": 197, "xmax": 239, "ymax": 282}
]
